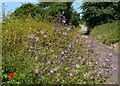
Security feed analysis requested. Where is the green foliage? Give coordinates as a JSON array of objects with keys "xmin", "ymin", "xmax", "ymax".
[
  {"xmin": 80, "ymin": 2, "xmax": 120, "ymax": 28},
  {"xmin": 12, "ymin": 3, "xmax": 38, "ymax": 19},
  {"xmin": 2, "ymin": 16, "xmax": 116, "ymax": 84},
  {"xmin": 91, "ymin": 20, "xmax": 120, "ymax": 45},
  {"xmin": 11, "ymin": 2, "xmax": 80, "ymax": 26}
]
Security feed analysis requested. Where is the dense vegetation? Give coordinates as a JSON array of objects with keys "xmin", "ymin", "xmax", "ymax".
[
  {"xmin": 2, "ymin": 2, "xmax": 118, "ymax": 84},
  {"xmin": 80, "ymin": 2, "xmax": 120, "ymax": 45},
  {"xmin": 12, "ymin": 2, "xmax": 80, "ymax": 27},
  {"xmin": 80, "ymin": 2, "xmax": 119, "ymax": 28},
  {"xmin": 91, "ymin": 20, "xmax": 120, "ymax": 45}
]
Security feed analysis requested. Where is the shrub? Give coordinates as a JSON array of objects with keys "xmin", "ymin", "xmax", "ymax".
[{"xmin": 2, "ymin": 17, "xmax": 116, "ymax": 84}]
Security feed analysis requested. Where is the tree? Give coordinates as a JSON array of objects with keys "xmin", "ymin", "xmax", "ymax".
[
  {"xmin": 80, "ymin": 2, "xmax": 120, "ymax": 28},
  {"xmin": 12, "ymin": 3, "xmax": 38, "ymax": 19}
]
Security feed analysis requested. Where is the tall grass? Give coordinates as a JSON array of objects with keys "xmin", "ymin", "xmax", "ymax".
[{"xmin": 91, "ymin": 20, "xmax": 120, "ymax": 45}]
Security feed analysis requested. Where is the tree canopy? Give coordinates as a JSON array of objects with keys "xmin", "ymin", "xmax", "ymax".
[
  {"xmin": 11, "ymin": 2, "xmax": 80, "ymax": 26},
  {"xmin": 80, "ymin": 2, "xmax": 120, "ymax": 28}
]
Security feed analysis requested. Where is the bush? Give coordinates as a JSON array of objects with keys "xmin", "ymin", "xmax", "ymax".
[{"xmin": 91, "ymin": 20, "xmax": 120, "ymax": 45}]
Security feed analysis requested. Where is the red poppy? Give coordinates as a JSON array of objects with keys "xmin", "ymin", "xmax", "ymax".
[{"xmin": 8, "ymin": 73, "xmax": 14, "ymax": 78}]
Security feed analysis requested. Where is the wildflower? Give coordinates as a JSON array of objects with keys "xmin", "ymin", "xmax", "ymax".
[
  {"xmin": 83, "ymin": 81, "xmax": 86, "ymax": 83},
  {"xmin": 87, "ymin": 44, "xmax": 91, "ymax": 47},
  {"xmin": 27, "ymin": 36, "xmax": 31, "ymax": 38},
  {"xmin": 91, "ymin": 40, "xmax": 95, "ymax": 43},
  {"xmin": 105, "ymin": 59, "xmax": 109, "ymax": 62},
  {"xmin": 60, "ymin": 51, "xmax": 64, "ymax": 55},
  {"xmin": 63, "ymin": 32, "xmax": 67, "ymax": 35},
  {"xmin": 84, "ymin": 56, "xmax": 88, "ymax": 59},
  {"xmin": 35, "ymin": 68, "xmax": 40, "ymax": 73},
  {"xmin": 41, "ymin": 30, "xmax": 44, "ymax": 34},
  {"xmin": 99, "ymin": 53, "xmax": 103, "ymax": 56},
  {"xmin": 31, "ymin": 34, "xmax": 35, "ymax": 38},
  {"xmin": 69, "ymin": 73, "xmax": 73, "ymax": 76},
  {"xmin": 109, "ymin": 53, "xmax": 114, "ymax": 57},
  {"xmin": 110, "ymin": 64, "xmax": 114, "ymax": 68},
  {"xmin": 75, "ymin": 38, "xmax": 79, "ymax": 42},
  {"xmin": 69, "ymin": 43, "xmax": 75, "ymax": 48},
  {"xmin": 106, "ymin": 69, "xmax": 109, "ymax": 71},
  {"xmin": 38, "ymin": 51, "xmax": 41, "ymax": 54},
  {"xmin": 62, "ymin": 11, "xmax": 65, "ymax": 14},
  {"xmin": 58, "ymin": 20, "xmax": 61, "ymax": 23},
  {"xmin": 62, "ymin": 19, "xmax": 66, "ymax": 23},
  {"xmin": 29, "ymin": 49, "xmax": 32, "ymax": 51},
  {"xmin": 53, "ymin": 61, "xmax": 56, "ymax": 63},
  {"xmin": 8, "ymin": 73, "xmax": 14, "ymax": 78},
  {"xmin": 67, "ymin": 27, "xmax": 71, "ymax": 30},
  {"xmin": 47, "ymin": 61, "xmax": 51, "ymax": 64},
  {"xmin": 50, "ymin": 69, "xmax": 55, "ymax": 73},
  {"xmin": 57, "ymin": 66, "xmax": 60, "ymax": 69},
  {"xmin": 112, "ymin": 68, "xmax": 116, "ymax": 71},
  {"xmin": 64, "ymin": 50, "xmax": 68, "ymax": 53},
  {"xmin": 43, "ymin": 35, "xmax": 47, "ymax": 38},
  {"xmin": 58, "ymin": 61, "xmax": 63, "ymax": 64},
  {"xmin": 70, "ymin": 64, "xmax": 75, "ymax": 67},
  {"xmin": 30, "ymin": 46, "xmax": 33, "ymax": 48},
  {"xmin": 35, "ymin": 37, "xmax": 39, "ymax": 41}
]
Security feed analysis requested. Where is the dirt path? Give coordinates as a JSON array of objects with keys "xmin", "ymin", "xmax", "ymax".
[{"xmin": 80, "ymin": 25, "xmax": 119, "ymax": 85}]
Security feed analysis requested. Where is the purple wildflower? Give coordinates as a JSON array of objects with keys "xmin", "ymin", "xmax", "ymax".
[
  {"xmin": 50, "ymin": 69, "xmax": 55, "ymax": 73},
  {"xmin": 38, "ymin": 51, "xmax": 41, "ymax": 54},
  {"xmin": 64, "ymin": 50, "xmax": 68, "ymax": 53},
  {"xmin": 60, "ymin": 51, "xmax": 65, "ymax": 54},
  {"xmin": 29, "ymin": 49, "xmax": 32, "ymax": 51},
  {"xmin": 53, "ymin": 61, "xmax": 56, "ymax": 63},
  {"xmin": 35, "ymin": 37, "xmax": 39, "ymax": 41},
  {"xmin": 69, "ymin": 43, "xmax": 75, "ymax": 48},
  {"xmin": 58, "ymin": 61, "xmax": 63, "ymax": 64},
  {"xmin": 57, "ymin": 66, "xmax": 60, "ymax": 69},
  {"xmin": 87, "ymin": 44, "xmax": 91, "ymax": 47},
  {"xmin": 105, "ymin": 59, "xmax": 109, "ymax": 62},
  {"xmin": 47, "ymin": 61, "xmax": 51, "ymax": 64},
  {"xmin": 106, "ymin": 69, "xmax": 109, "ymax": 71},
  {"xmin": 43, "ymin": 35, "xmax": 47, "ymax": 38},
  {"xmin": 109, "ymin": 53, "xmax": 114, "ymax": 57},
  {"xmin": 112, "ymin": 68, "xmax": 116, "ymax": 71},
  {"xmin": 67, "ymin": 27, "xmax": 71, "ymax": 30},
  {"xmin": 31, "ymin": 34, "xmax": 35, "ymax": 38},
  {"xmin": 69, "ymin": 73, "xmax": 73, "ymax": 76},
  {"xmin": 79, "ymin": 43, "xmax": 82, "ymax": 45},
  {"xmin": 35, "ymin": 68, "xmax": 40, "ymax": 73},
  {"xmin": 110, "ymin": 64, "xmax": 114, "ymax": 68},
  {"xmin": 99, "ymin": 53, "xmax": 103, "ymax": 56},
  {"xmin": 58, "ymin": 20, "xmax": 61, "ymax": 23},
  {"xmin": 27, "ymin": 36, "xmax": 31, "ymax": 38},
  {"xmin": 84, "ymin": 56, "xmax": 88, "ymax": 59},
  {"xmin": 70, "ymin": 64, "xmax": 75, "ymax": 67},
  {"xmin": 95, "ymin": 61, "xmax": 98, "ymax": 65},
  {"xmin": 75, "ymin": 38, "xmax": 79, "ymax": 42},
  {"xmin": 30, "ymin": 46, "xmax": 33, "ymax": 48},
  {"xmin": 91, "ymin": 40, "xmax": 95, "ymax": 43},
  {"xmin": 41, "ymin": 30, "xmax": 44, "ymax": 34},
  {"xmin": 62, "ymin": 19, "xmax": 66, "ymax": 23},
  {"xmin": 62, "ymin": 11, "xmax": 65, "ymax": 14}
]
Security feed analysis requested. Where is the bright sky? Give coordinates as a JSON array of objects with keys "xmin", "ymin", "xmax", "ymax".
[{"xmin": 0, "ymin": 1, "xmax": 82, "ymax": 15}]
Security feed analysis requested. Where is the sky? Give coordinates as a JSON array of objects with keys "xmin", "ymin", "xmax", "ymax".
[{"xmin": 0, "ymin": 1, "xmax": 83, "ymax": 15}]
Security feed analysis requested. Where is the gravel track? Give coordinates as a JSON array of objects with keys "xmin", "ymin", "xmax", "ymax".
[{"xmin": 80, "ymin": 25, "xmax": 119, "ymax": 85}]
